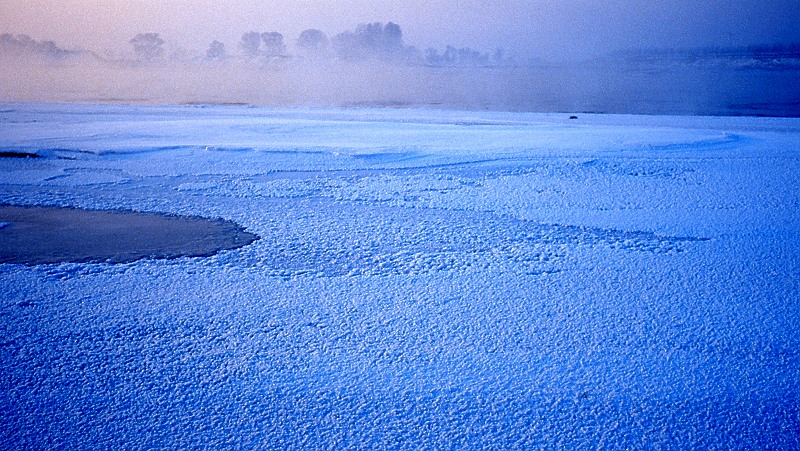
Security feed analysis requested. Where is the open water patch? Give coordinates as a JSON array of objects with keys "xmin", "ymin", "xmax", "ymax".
[
  {"xmin": 0, "ymin": 205, "xmax": 258, "ymax": 265},
  {"xmin": 0, "ymin": 151, "xmax": 41, "ymax": 159}
]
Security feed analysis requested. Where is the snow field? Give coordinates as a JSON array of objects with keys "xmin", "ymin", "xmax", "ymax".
[{"xmin": 1, "ymin": 103, "xmax": 799, "ymax": 448}]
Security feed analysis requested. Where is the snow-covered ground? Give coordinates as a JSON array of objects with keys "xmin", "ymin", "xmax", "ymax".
[{"xmin": 1, "ymin": 102, "xmax": 799, "ymax": 448}]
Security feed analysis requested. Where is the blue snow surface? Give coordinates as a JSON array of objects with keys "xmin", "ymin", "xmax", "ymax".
[{"xmin": 1, "ymin": 102, "xmax": 799, "ymax": 449}]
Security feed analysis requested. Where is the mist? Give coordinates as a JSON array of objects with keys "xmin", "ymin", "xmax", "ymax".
[{"xmin": 1, "ymin": 4, "xmax": 799, "ymax": 116}]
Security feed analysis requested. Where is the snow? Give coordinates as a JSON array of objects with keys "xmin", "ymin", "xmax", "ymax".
[{"xmin": 1, "ymin": 102, "xmax": 799, "ymax": 448}]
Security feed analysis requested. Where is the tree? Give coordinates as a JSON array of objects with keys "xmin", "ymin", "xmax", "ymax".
[
  {"xmin": 261, "ymin": 32, "xmax": 286, "ymax": 57},
  {"xmin": 332, "ymin": 22, "xmax": 407, "ymax": 61},
  {"xmin": 0, "ymin": 33, "xmax": 77, "ymax": 60},
  {"xmin": 425, "ymin": 47, "xmax": 441, "ymax": 66},
  {"xmin": 492, "ymin": 48, "xmax": 505, "ymax": 66},
  {"xmin": 130, "ymin": 33, "xmax": 164, "ymax": 61},
  {"xmin": 206, "ymin": 40, "xmax": 226, "ymax": 60},
  {"xmin": 423, "ymin": 44, "xmax": 496, "ymax": 67},
  {"xmin": 240, "ymin": 31, "xmax": 261, "ymax": 57},
  {"xmin": 297, "ymin": 29, "xmax": 329, "ymax": 56},
  {"xmin": 382, "ymin": 22, "xmax": 403, "ymax": 53}
]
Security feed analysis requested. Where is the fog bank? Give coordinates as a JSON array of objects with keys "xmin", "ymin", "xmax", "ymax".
[{"xmin": 1, "ymin": 28, "xmax": 799, "ymax": 117}]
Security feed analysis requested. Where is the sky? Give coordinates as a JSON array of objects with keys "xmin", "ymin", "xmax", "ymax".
[{"xmin": 1, "ymin": 0, "xmax": 799, "ymax": 61}]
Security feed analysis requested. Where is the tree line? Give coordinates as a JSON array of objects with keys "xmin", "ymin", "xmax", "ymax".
[{"xmin": 1, "ymin": 23, "xmax": 509, "ymax": 68}]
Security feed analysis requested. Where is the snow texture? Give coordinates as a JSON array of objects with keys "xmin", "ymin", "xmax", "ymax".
[{"xmin": 1, "ymin": 102, "xmax": 799, "ymax": 449}]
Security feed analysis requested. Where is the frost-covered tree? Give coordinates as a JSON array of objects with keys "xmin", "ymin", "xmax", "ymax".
[
  {"xmin": 331, "ymin": 22, "xmax": 406, "ymax": 61},
  {"xmin": 424, "ymin": 44, "xmax": 497, "ymax": 67},
  {"xmin": 129, "ymin": 33, "xmax": 165, "ymax": 62},
  {"xmin": 240, "ymin": 31, "xmax": 261, "ymax": 57},
  {"xmin": 381, "ymin": 22, "xmax": 403, "ymax": 53},
  {"xmin": 206, "ymin": 40, "xmax": 226, "ymax": 60},
  {"xmin": 0, "ymin": 33, "xmax": 78, "ymax": 60},
  {"xmin": 261, "ymin": 32, "xmax": 287, "ymax": 57},
  {"xmin": 297, "ymin": 29, "xmax": 329, "ymax": 57}
]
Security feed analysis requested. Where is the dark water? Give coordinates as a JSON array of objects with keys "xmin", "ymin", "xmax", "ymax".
[
  {"xmin": 5, "ymin": 57, "xmax": 797, "ymax": 118},
  {"xmin": 0, "ymin": 205, "xmax": 258, "ymax": 265},
  {"xmin": 431, "ymin": 64, "xmax": 800, "ymax": 117}
]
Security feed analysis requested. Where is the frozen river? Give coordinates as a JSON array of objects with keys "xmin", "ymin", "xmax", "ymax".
[{"xmin": 1, "ymin": 103, "xmax": 799, "ymax": 448}]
